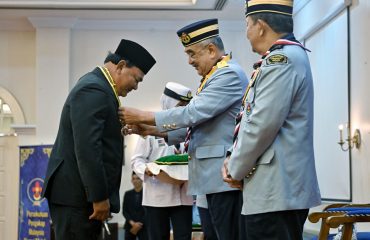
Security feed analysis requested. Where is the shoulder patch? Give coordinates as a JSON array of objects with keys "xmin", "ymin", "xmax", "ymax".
[{"xmin": 266, "ymin": 54, "xmax": 288, "ymax": 65}]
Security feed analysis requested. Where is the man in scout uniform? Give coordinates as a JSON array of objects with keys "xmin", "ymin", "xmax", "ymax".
[
  {"xmin": 222, "ymin": 1, "xmax": 321, "ymax": 239},
  {"xmin": 42, "ymin": 39, "xmax": 156, "ymax": 240},
  {"xmin": 120, "ymin": 19, "xmax": 248, "ymax": 240}
]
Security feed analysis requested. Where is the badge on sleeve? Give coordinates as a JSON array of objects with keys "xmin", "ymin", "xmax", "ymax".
[
  {"xmin": 156, "ymin": 138, "xmax": 166, "ymax": 147},
  {"xmin": 266, "ymin": 54, "xmax": 288, "ymax": 65}
]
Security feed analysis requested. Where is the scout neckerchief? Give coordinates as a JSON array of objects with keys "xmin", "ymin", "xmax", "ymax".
[
  {"xmin": 98, "ymin": 66, "xmax": 125, "ymax": 135},
  {"xmin": 232, "ymin": 33, "xmax": 309, "ymax": 148},
  {"xmin": 184, "ymin": 54, "xmax": 231, "ymax": 153}
]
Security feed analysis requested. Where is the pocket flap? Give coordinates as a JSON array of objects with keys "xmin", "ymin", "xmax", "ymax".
[
  {"xmin": 256, "ymin": 147, "xmax": 274, "ymax": 165},
  {"xmin": 195, "ymin": 145, "xmax": 225, "ymax": 159}
]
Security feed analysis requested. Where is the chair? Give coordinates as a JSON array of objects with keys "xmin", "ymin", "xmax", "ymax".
[
  {"xmin": 308, "ymin": 204, "xmax": 370, "ymax": 240},
  {"xmin": 326, "ymin": 209, "xmax": 370, "ymax": 240}
]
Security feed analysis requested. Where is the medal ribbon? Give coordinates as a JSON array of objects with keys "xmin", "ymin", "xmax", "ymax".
[
  {"xmin": 99, "ymin": 66, "xmax": 127, "ymax": 136},
  {"xmin": 197, "ymin": 54, "xmax": 231, "ymax": 94},
  {"xmin": 98, "ymin": 66, "xmax": 121, "ymax": 107}
]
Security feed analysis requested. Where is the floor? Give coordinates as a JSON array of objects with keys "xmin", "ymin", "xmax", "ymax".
[{"xmin": 119, "ymin": 230, "xmax": 319, "ymax": 240}]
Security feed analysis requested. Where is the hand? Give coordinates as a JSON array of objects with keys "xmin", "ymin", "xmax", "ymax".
[
  {"xmin": 89, "ymin": 199, "xmax": 110, "ymax": 221},
  {"xmin": 221, "ymin": 156, "xmax": 230, "ymax": 180},
  {"xmin": 225, "ymin": 177, "xmax": 243, "ymax": 189},
  {"xmin": 121, "ymin": 123, "xmax": 167, "ymax": 138},
  {"xmin": 174, "ymin": 148, "xmax": 182, "ymax": 154},
  {"xmin": 121, "ymin": 124, "xmax": 138, "ymax": 136},
  {"xmin": 118, "ymin": 107, "xmax": 153, "ymax": 125},
  {"xmin": 145, "ymin": 167, "xmax": 155, "ymax": 177},
  {"xmin": 156, "ymin": 171, "xmax": 186, "ymax": 185},
  {"xmin": 129, "ymin": 221, "xmax": 143, "ymax": 235},
  {"xmin": 130, "ymin": 124, "xmax": 157, "ymax": 136},
  {"xmin": 222, "ymin": 157, "xmax": 243, "ymax": 190}
]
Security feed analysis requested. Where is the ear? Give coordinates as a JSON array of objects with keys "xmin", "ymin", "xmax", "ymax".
[
  {"xmin": 207, "ymin": 43, "xmax": 217, "ymax": 57},
  {"xmin": 257, "ymin": 19, "xmax": 265, "ymax": 37},
  {"xmin": 116, "ymin": 60, "xmax": 127, "ymax": 70}
]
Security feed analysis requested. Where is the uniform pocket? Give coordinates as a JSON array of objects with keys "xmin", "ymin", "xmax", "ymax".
[
  {"xmin": 256, "ymin": 147, "xmax": 274, "ymax": 165},
  {"xmin": 195, "ymin": 145, "xmax": 225, "ymax": 159}
]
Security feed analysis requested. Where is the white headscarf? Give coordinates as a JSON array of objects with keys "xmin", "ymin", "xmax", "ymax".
[{"xmin": 160, "ymin": 82, "xmax": 192, "ymax": 110}]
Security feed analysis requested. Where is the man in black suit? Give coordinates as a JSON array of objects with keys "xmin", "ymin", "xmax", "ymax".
[
  {"xmin": 42, "ymin": 39, "xmax": 156, "ymax": 240},
  {"xmin": 122, "ymin": 172, "xmax": 147, "ymax": 240}
]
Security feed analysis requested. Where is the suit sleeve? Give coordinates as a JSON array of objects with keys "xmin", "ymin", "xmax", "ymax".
[
  {"xmin": 70, "ymin": 84, "xmax": 110, "ymax": 202},
  {"xmin": 229, "ymin": 62, "xmax": 300, "ymax": 180},
  {"xmin": 122, "ymin": 191, "xmax": 133, "ymax": 223},
  {"xmin": 155, "ymin": 69, "xmax": 244, "ymax": 132},
  {"xmin": 167, "ymin": 128, "xmax": 187, "ymax": 146}
]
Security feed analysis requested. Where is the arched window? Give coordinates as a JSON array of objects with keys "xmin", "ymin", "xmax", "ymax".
[
  {"xmin": 0, "ymin": 97, "xmax": 14, "ymax": 133},
  {"xmin": 0, "ymin": 86, "xmax": 26, "ymax": 134}
]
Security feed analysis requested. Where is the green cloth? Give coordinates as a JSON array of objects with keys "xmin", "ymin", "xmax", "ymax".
[{"xmin": 154, "ymin": 154, "xmax": 189, "ymax": 165}]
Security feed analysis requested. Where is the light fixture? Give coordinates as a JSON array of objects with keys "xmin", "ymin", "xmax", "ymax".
[{"xmin": 338, "ymin": 123, "xmax": 361, "ymax": 151}]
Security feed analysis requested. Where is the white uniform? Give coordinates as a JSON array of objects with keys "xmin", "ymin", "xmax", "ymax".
[{"xmin": 131, "ymin": 133, "xmax": 193, "ymax": 207}]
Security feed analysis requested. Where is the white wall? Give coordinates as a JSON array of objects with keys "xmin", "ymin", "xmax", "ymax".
[
  {"xmin": 350, "ymin": 0, "xmax": 370, "ymax": 203},
  {"xmin": 0, "ymin": 31, "xmax": 36, "ymax": 124},
  {"xmin": 295, "ymin": 0, "xmax": 370, "ymax": 202},
  {"xmin": 295, "ymin": 0, "xmax": 370, "ymax": 233}
]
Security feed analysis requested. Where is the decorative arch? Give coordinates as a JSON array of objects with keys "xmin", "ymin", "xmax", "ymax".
[{"xmin": 0, "ymin": 86, "xmax": 25, "ymax": 125}]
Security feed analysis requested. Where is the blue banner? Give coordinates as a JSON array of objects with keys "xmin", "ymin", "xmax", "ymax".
[{"xmin": 18, "ymin": 145, "xmax": 52, "ymax": 240}]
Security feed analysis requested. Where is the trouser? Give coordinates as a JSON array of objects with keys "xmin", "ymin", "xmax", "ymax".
[
  {"xmin": 49, "ymin": 203, "xmax": 102, "ymax": 240},
  {"xmin": 198, "ymin": 207, "xmax": 217, "ymax": 240},
  {"xmin": 144, "ymin": 205, "xmax": 193, "ymax": 240},
  {"xmin": 124, "ymin": 227, "xmax": 148, "ymax": 240},
  {"xmin": 243, "ymin": 209, "xmax": 309, "ymax": 240},
  {"xmin": 206, "ymin": 190, "xmax": 244, "ymax": 240}
]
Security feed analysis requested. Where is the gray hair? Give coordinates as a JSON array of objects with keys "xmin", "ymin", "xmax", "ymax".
[
  {"xmin": 249, "ymin": 13, "xmax": 293, "ymax": 34},
  {"xmin": 200, "ymin": 36, "xmax": 225, "ymax": 52}
]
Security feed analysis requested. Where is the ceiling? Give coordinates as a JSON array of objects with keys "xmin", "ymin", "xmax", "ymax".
[
  {"xmin": 0, "ymin": 0, "xmax": 308, "ymax": 30},
  {"xmin": 0, "ymin": 0, "xmax": 247, "ymax": 30},
  {"xmin": 0, "ymin": 0, "xmax": 230, "ymax": 10}
]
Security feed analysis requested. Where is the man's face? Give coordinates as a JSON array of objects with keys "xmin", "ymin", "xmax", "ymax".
[
  {"xmin": 116, "ymin": 64, "xmax": 144, "ymax": 97},
  {"xmin": 184, "ymin": 42, "xmax": 214, "ymax": 77},
  {"xmin": 246, "ymin": 16, "xmax": 260, "ymax": 54},
  {"xmin": 131, "ymin": 174, "xmax": 142, "ymax": 189}
]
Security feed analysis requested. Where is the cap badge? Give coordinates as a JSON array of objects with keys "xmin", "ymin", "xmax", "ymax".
[
  {"xmin": 181, "ymin": 32, "xmax": 191, "ymax": 44},
  {"xmin": 187, "ymin": 91, "xmax": 192, "ymax": 99}
]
